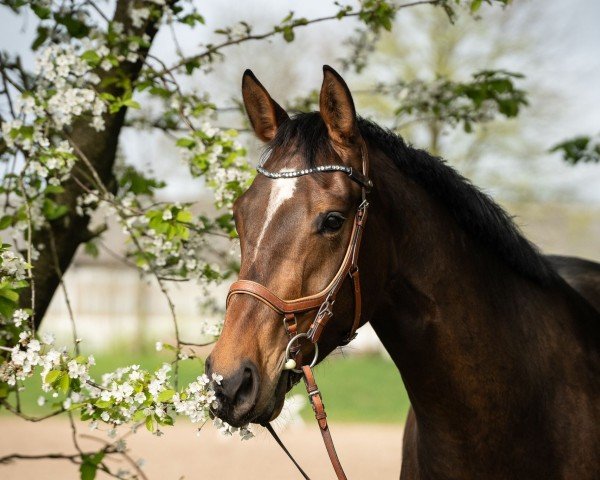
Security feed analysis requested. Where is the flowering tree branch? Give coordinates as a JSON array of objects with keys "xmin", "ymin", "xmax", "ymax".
[{"xmin": 18, "ymin": 0, "xmax": 177, "ymax": 328}]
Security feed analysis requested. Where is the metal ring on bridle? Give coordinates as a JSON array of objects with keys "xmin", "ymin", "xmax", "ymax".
[{"xmin": 284, "ymin": 333, "xmax": 319, "ymax": 374}]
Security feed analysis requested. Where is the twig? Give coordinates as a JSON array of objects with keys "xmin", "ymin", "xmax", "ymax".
[
  {"xmin": 81, "ymin": 429, "xmax": 150, "ymax": 480},
  {"xmin": 156, "ymin": 1, "xmax": 438, "ymax": 77},
  {"xmin": 48, "ymin": 229, "xmax": 80, "ymax": 355},
  {"xmin": 0, "ymin": 400, "xmax": 66, "ymax": 422},
  {"xmin": 0, "ymin": 56, "xmax": 17, "ymax": 118},
  {"xmin": 0, "ymin": 452, "xmax": 82, "ymax": 464},
  {"xmin": 85, "ymin": 0, "xmax": 110, "ymax": 23},
  {"xmin": 180, "ymin": 339, "xmax": 217, "ymax": 347},
  {"xmin": 68, "ymin": 412, "xmax": 85, "ymax": 457},
  {"xmin": 16, "ymin": 159, "xmax": 36, "ymax": 335}
]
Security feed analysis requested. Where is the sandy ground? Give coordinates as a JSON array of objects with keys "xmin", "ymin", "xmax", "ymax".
[{"xmin": 0, "ymin": 417, "xmax": 404, "ymax": 479}]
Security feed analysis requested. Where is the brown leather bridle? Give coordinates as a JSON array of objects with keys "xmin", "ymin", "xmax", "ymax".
[{"xmin": 225, "ymin": 146, "xmax": 372, "ymax": 479}]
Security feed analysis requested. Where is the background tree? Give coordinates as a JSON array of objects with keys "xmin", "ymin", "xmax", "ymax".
[{"xmin": 551, "ymin": 134, "xmax": 600, "ymax": 165}]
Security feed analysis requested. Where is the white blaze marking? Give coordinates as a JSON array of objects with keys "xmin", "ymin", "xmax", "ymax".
[{"xmin": 253, "ymin": 177, "xmax": 298, "ymax": 260}]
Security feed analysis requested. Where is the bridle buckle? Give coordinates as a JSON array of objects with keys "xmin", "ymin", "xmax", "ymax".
[
  {"xmin": 282, "ymin": 314, "xmax": 297, "ymax": 335},
  {"xmin": 308, "ymin": 388, "xmax": 321, "ymax": 397},
  {"xmin": 316, "ymin": 297, "xmax": 334, "ymax": 320}
]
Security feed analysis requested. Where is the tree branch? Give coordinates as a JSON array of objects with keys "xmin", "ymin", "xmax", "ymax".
[{"xmin": 155, "ymin": 0, "xmax": 439, "ymax": 77}]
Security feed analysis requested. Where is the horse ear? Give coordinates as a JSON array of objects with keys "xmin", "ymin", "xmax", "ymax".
[
  {"xmin": 242, "ymin": 69, "xmax": 289, "ymax": 142},
  {"xmin": 319, "ymin": 65, "xmax": 359, "ymax": 147}
]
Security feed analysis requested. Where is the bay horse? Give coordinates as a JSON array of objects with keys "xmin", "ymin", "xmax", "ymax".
[{"xmin": 206, "ymin": 65, "xmax": 600, "ymax": 479}]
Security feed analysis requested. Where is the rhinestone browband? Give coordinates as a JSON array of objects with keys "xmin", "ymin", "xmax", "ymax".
[{"xmin": 257, "ymin": 165, "xmax": 373, "ymax": 191}]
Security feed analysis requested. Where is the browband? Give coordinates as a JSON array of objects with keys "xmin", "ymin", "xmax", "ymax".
[{"xmin": 257, "ymin": 164, "xmax": 373, "ymax": 192}]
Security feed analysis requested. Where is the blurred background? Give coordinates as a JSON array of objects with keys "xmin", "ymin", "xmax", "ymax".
[{"xmin": 1, "ymin": 0, "xmax": 598, "ymax": 478}]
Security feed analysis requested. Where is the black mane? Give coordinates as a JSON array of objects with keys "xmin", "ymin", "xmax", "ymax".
[{"xmin": 267, "ymin": 112, "xmax": 559, "ymax": 286}]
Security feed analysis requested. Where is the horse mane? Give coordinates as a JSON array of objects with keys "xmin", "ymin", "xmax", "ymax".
[{"xmin": 266, "ymin": 112, "xmax": 559, "ymax": 287}]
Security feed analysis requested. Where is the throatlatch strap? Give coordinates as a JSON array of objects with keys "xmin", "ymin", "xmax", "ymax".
[{"xmin": 265, "ymin": 423, "xmax": 311, "ymax": 479}]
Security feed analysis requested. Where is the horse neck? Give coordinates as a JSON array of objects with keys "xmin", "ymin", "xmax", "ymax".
[{"xmin": 363, "ymin": 148, "xmax": 586, "ymax": 435}]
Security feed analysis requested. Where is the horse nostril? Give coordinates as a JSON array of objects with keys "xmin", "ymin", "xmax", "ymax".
[
  {"xmin": 209, "ymin": 360, "xmax": 259, "ymax": 422},
  {"xmin": 235, "ymin": 366, "xmax": 258, "ymax": 407}
]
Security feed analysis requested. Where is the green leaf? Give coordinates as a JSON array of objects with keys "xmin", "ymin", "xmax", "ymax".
[
  {"xmin": 42, "ymin": 199, "xmax": 69, "ymax": 220},
  {"xmin": 100, "ymin": 93, "xmax": 116, "ymax": 102},
  {"xmin": 470, "ymin": 0, "xmax": 483, "ymax": 12},
  {"xmin": 157, "ymin": 389, "xmax": 175, "ymax": 402},
  {"xmin": 159, "ymin": 414, "xmax": 174, "ymax": 426},
  {"xmin": 94, "ymin": 399, "xmax": 111, "ymax": 408},
  {"xmin": 59, "ymin": 372, "xmax": 71, "ymax": 393},
  {"xmin": 0, "ymin": 296, "xmax": 16, "ymax": 318},
  {"xmin": 282, "ymin": 27, "xmax": 295, "ymax": 42},
  {"xmin": 45, "ymin": 370, "xmax": 62, "ymax": 385},
  {"xmin": 184, "ymin": 59, "xmax": 201, "ymax": 74},
  {"xmin": 133, "ymin": 409, "xmax": 147, "ymax": 422},
  {"xmin": 550, "ymin": 135, "xmax": 600, "ymax": 165},
  {"xmin": 180, "ymin": 13, "xmax": 205, "ymax": 27},
  {"xmin": 32, "ymin": 5, "xmax": 51, "ymax": 19},
  {"xmin": 118, "ymin": 166, "xmax": 166, "ymax": 196},
  {"xmin": 175, "ymin": 210, "xmax": 192, "ymax": 223},
  {"xmin": 31, "ymin": 26, "xmax": 49, "ymax": 50},
  {"xmin": 81, "ymin": 50, "xmax": 101, "ymax": 65},
  {"xmin": 12, "ymin": 280, "xmax": 29, "ymax": 290},
  {"xmin": 54, "ymin": 14, "xmax": 90, "ymax": 39},
  {"xmin": 80, "ymin": 451, "xmax": 104, "ymax": 480},
  {"xmin": 69, "ymin": 402, "xmax": 84, "ymax": 411},
  {"xmin": 80, "ymin": 461, "xmax": 97, "ymax": 480},
  {"xmin": 44, "ymin": 185, "xmax": 65, "ymax": 195},
  {"xmin": 123, "ymin": 99, "xmax": 141, "ymax": 109},
  {"xmin": 0, "ymin": 215, "xmax": 13, "ymax": 230},
  {"xmin": 145, "ymin": 415, "xmax": 155, "ymax": 432},
  {"xmin": 176, "ymin": 137, "xmax": 196, "ymax": 149},
  {"xmin": 0, "ymin": 288, "xmax": 19, "ymax": 303},
  {"xmin": 84, "ymin": 241, "xmax": 99, "ymax": 258}
]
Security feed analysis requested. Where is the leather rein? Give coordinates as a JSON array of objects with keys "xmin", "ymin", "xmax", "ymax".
[{"xmin": 226, "ymin": 147, "xmax": 372, "ymax": 479}]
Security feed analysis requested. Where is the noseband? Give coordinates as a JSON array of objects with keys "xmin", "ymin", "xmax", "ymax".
[{"xmin": 225, "ymin": 146, "xmax": 372, "ymax": 480}]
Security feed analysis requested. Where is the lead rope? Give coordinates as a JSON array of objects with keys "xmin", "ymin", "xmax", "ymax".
[
  {"xmin": 265, "ymin": 366, "xmax": 348, "ymax": 480},
  {"xmin": 266, "ymin": 315, "xmax": 348, "ymax": 479},
  {"xmin": 265, "ymin": 423, "xmax": 311, "ymax": 479}
]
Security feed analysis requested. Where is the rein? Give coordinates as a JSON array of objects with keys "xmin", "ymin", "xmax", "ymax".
[{"xmin": 226, "ymin": 147, "xmax": 372, "ymax": 479}]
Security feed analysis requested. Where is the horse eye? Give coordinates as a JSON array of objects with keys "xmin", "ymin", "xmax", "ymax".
[{"xmin": 321, "ymin": 212, "xmax": 346, "ymax": 233}]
